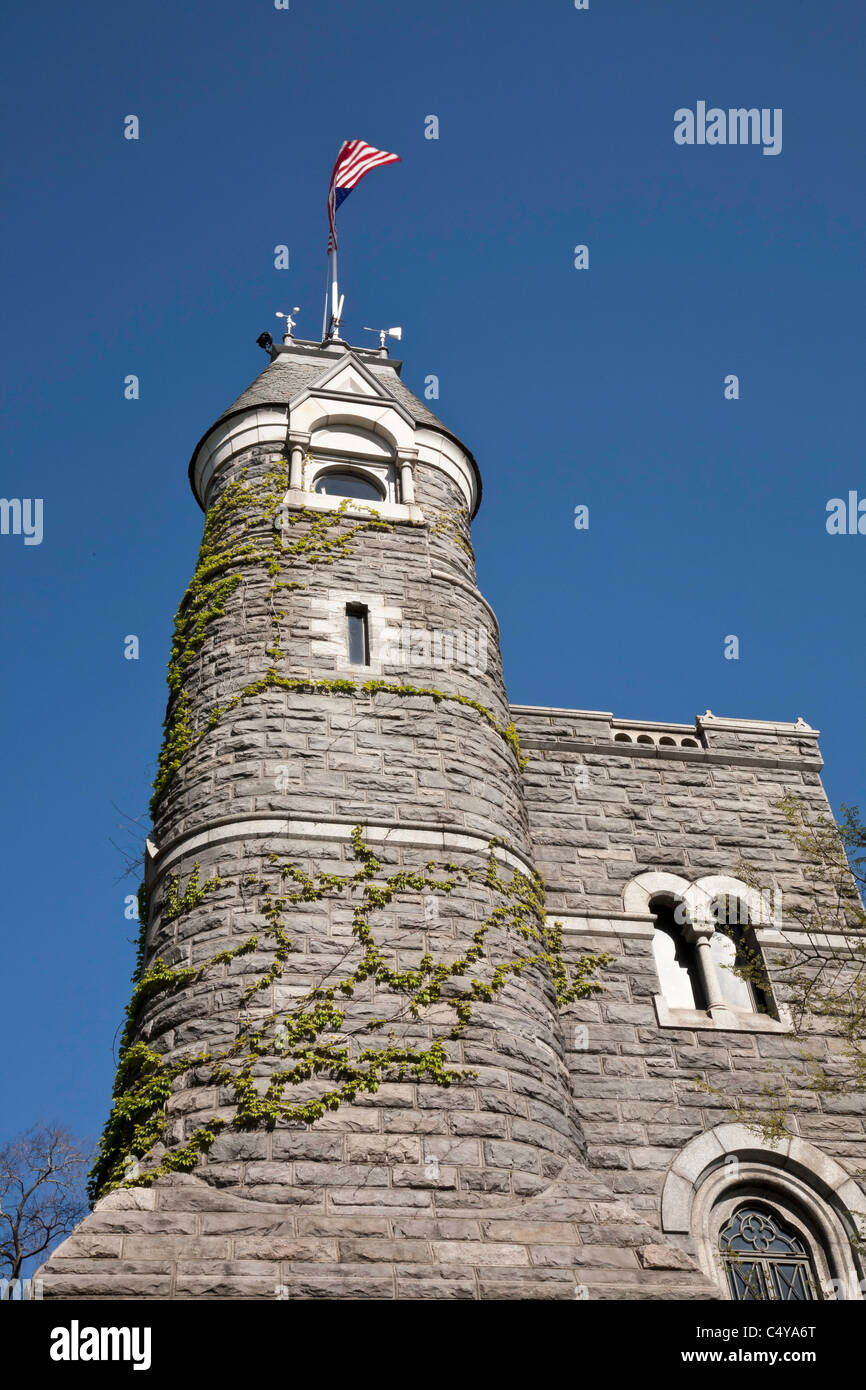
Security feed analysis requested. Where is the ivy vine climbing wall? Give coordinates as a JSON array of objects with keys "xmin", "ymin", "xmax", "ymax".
[{"xmin": 91, "ymin": 453, "xmax": 608, "ymax": 1200}]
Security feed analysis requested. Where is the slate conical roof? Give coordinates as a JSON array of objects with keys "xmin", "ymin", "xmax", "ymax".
[
  {"xmin": 212, "ymin": 343, "xmax": 452, "ymax": 434},
  {"xmin": 188, "ymin": 334, "xmax": 479, "ymax": 481}
]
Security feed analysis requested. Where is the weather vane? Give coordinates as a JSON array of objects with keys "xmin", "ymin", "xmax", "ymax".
[
  {"xmin": 276, "ymin": 307, "xmax": 300, "ymax": 338},
  {"xmin": 362, "ymin": 326, "xmax": 403, "ymax": 349}
]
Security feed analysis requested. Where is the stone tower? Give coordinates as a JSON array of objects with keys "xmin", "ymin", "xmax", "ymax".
[{"xmin": 39, "ymin": 332, "xmax": 866, "ymax": 1302}]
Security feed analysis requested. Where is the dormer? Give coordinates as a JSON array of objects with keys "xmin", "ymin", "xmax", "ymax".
[{"xmin": 188, "ymin": 337, "xmax": 481, "ymax": 522}]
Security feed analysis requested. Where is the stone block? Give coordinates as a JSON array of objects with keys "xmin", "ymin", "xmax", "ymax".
[
  {"xmin": 433, "ymin": 1241, "xmax": 529, "ymax": 1266},
  {"xmin": 338, "ymin": 1239, "xmax": 430, "ymax": 1263},
  {"xmin": 638, "ymin": 1244, "xmax": 697, "ymax": 1271}
]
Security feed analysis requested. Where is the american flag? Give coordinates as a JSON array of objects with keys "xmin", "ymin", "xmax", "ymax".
[{"xmin": 327, "ymin": 139, "xmax": 401, "ymax": 254}]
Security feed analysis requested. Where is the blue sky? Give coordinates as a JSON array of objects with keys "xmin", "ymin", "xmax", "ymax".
[{"xmin": 1, "ymin": 0, "xmax": 864, "ymax": 1178}]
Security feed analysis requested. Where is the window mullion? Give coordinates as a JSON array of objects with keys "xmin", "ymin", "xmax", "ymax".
[{"xmin": 684, "ymin": 921, "xmax": 727, "ymax": 1011}]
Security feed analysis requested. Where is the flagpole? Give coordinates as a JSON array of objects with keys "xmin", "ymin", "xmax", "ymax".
[
  {"xmin": 321, "ymin": 255, "xmax": 330, "ymax": 340},
  {"xmin": 324, "ymin": 139, "xmax": 399, "ymax": 341},
  {"xmin": 322, "ymin": 246, "xmax": 339, "ymax": 340},
  {"xmin": 330, "ymin": 245, "xmax": 340, "ymax": 337}
]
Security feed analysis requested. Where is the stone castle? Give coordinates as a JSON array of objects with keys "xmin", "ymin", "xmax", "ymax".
[{"xmin": 40, "ymin": 329, "xmax": 866, "ymax": 1300}]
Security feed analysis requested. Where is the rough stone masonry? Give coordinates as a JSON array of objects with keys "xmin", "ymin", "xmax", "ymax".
[{"xmin": 38, "ymin": 336, "xmax": 866, "ymax": 1300}]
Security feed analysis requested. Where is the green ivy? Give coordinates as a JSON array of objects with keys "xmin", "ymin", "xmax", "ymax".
[
  {"xmin": 98, "ymin": 456, "xmax": 554, "ymax": 1198},
  {"xmin": 429, "ymin": 505, "xmax": 476, "ymax": 563},
  {"xmin": 131, "ymin": 883, "xmax": 149, "ymax": 985},
  {"xmin": 90, "ymin": 828, "xmax": 608, "ymax": 1198},
  {"xmin": 150, "ymin": 462, "xmax": 527, "ymax": 814}
]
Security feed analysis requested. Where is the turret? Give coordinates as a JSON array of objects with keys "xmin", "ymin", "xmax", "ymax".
[{"xmin": 38, "ymin": 333, "xmax": 623, "ymax": 1301}]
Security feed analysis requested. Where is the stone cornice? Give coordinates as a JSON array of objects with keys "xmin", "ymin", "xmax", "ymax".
[{"xmin": 515, "ymin": 737, "xmax": 823, "ymax": 772}]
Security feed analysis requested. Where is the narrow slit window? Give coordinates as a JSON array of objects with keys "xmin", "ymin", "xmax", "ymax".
[{"xmin": 346, "ymin": 604, "xmax": 370, "ymax": 666}]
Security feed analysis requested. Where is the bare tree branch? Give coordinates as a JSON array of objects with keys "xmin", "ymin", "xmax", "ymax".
[
  {"xmin": 0, "ymin": 1123, "xmax": 90, "ymax": 1284},
  {"xmin": 727, "ymin": 797, "xmax": 866, "ymax": 1139}
]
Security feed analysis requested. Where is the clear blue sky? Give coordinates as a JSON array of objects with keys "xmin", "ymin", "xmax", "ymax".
[{"xmin": 1, "ymin": 0, "xmax": 864, "ymax": 1163}]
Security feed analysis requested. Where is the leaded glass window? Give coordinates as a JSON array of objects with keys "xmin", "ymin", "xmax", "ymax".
[{"xmin": 720, "ymin": 1206, "xmax": 818, "ymax": 1301}]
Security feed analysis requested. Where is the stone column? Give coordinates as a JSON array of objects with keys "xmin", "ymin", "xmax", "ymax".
[
  {"xmin": 288, "ymin": 435, "xmax": 308, "ymax": 490},
  {"xmin": 683, "ymin": 919, "xmax": 726, "ymax": 1012},
  {"xmin": 398, "ymin": 452, "xmax": 416, "ymax": 505}
]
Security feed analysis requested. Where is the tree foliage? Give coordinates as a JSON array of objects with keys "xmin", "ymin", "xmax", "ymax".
[{"xmin": 730, "ymin": 796, "xmax": 866, "ymax": 1137}]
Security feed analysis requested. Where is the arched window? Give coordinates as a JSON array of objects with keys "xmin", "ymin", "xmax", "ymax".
[
  {"xmin": 313, "ymin": 469, "xmax": 385, "ymax": 501},
  {"xmin": 662, "ymin": 1125, "xmax": 866, "ymax": 1300},
  {"xmin": 718, "ymin": 1203, "xmax": 820, "ymax": 1301},
  {"xmin": 651, "ymin": 899, "xmax": 706, "ymax": 1010},
  {"xmin": 627, "ymin": 871, "xmax": 784, "ymax": 1030},
  {"xmin": 710, "ymin": 897, "xmax": 770, "ymax": 1014}
]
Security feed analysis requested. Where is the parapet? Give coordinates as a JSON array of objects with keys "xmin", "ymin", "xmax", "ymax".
[{"xmin": 510, "ymin": 706, "xmax": 823, "ymax": 770}]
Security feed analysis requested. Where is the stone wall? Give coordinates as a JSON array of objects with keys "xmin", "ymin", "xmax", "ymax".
[
  {"xmin": 38, "ymin": 417, "xmax": 716, "ymax": 1301},
  {"xmin": 38, "ymin": 346, "xmax": 864, "ymax": 1300},
  {"xmin": 512, "ymin": 704, "xmax": 866, "ymax": 1286}
]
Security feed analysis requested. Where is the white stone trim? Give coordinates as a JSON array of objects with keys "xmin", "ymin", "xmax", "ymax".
[
  {"xmin": 510, "ymin": 706, "xmax": 818, "ymax": 739},
  {"xmin": 612, "ymin": 720, "xmax": 703, "ymax": 750},
  {"xmin": 277, "ymin": 487, "xmax": 424, "ymax": 524},
  {"xmin": 652, "ymin": 995, "xmax": 791, "ymax": 1033},
  {"xmin": 191, "ymin": 357, "xmax": 476, "ymax": 523},
  {"xmin": 193, "ymin": 407, "xmax": 289, "ymax": 509},
  {"xmin": 414, "ymin": 427, "xmax": 478, "ymax": 513},
  {"xmin": 289, "ymin": 396, "xmax": 416, "ymax": 453},
  {"xmin": 305, "ymin": 453, "xmax": 397, "ymax": 505},
  {"xmin": 509, "ymin": 705, "xmax": 615, "ymax": 720},
  {"xmin": 624, "ymin": 871, "xmax": 787, "ymax": 1030},
  {"xmin": 308, "ymin": 588, "xmax": 401, "ymax": 676},
  {"xmin": 509, "ymin": 707, "xmax": 823, "ymax": 769},
  {"xmin": 309, "ymin": 423, "xmax": 395, "ymax": 460},
  {"xmin": 147, "ymin": 817, "xmax": 535, "ymax": 889},
  {"xmin": 661, "ymin": 1124, "xmax": 866, "ymax": 1298},
  {"xmin": 292, "ymin": 353, "xmax": 415, "ymax": 423},
  {"xmin": 623, "ymin": 871, "xmax": 780, "ymax": 928},
  {"xmin": 662, "ymin": 1124, "xmax": 866, "ymax": 1233},
  {"xmin": 550, "ymin": 913, "xmax": 655, "ymax": 938},
  {"xmin": 684, "ymin": 874, "xmax": 781, "ymax": 928},
  {"xmin": 622, "ymin": 871, "xmax": 692, "ymax": 916},
  {"xmin": 698, "ymin": 712, "xmax": 819, "ymax": 738},
  {"xmin": 755, "ymin": 927, "xmax": 865, "ymax": 951},
  {"xmin": 613, "ymin": 718, "xmax": 699, "ymax": 734}
]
